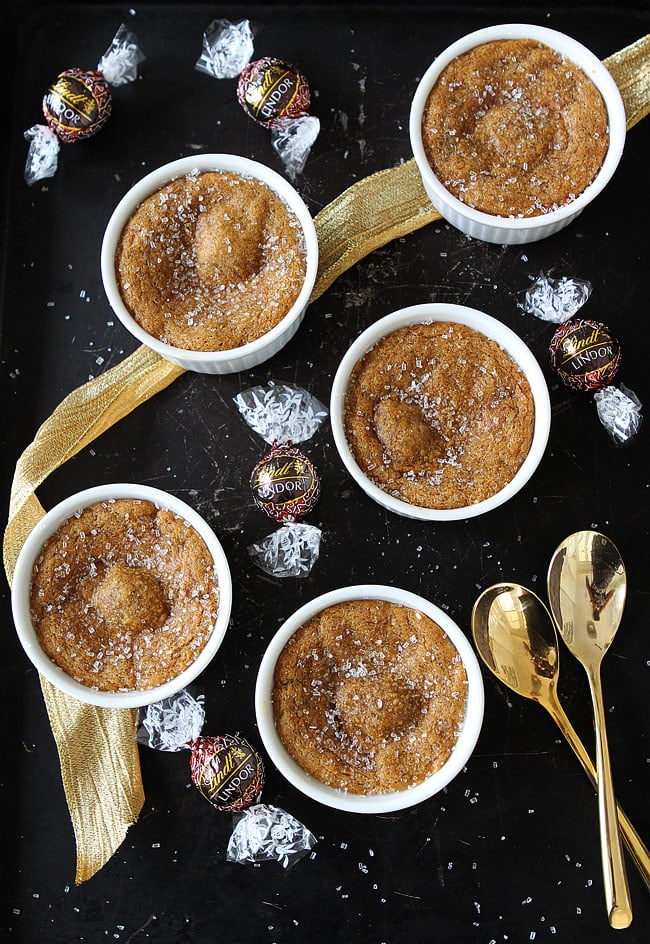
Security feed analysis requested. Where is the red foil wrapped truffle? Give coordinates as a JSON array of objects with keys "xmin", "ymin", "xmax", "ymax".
[
  {"xmin": 250, "ymin": 443, "xmax": 321, "ymax": 523},
  {"xmin": 24, "ymin": 25, "xmax": 144, "ymax": 185},
  {"xmin": 136, "ymin": 692, "xmax": 317, "ymax": 864},
  {"xmin": 189, "ymin": 734, "xmax": 264, "ymax": 813},
  {"xmin": 43, "ymin": 68, "xmax": 112, "ymax": 143},
  {"xmin": 237, "ymin": 57, "xmax": 310, "ymax": 127},
  {"xmin": 549, "ymin": 318, "xmax": 622, "ymax": 392}
]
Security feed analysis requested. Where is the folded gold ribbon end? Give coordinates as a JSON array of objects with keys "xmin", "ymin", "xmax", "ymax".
[
  {"xmin": 604, "ymin": 33, "xmax": 650, "ymax": 130},
  {"xmin": 41, "ymin": 678, "xmax": 145, "ymax": 884}
]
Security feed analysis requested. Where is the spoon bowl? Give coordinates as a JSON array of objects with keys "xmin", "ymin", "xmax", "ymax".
[
  {"xmin": 547, "ymin": 531, "xmax": 632, "ymax": 929},
  {"xmin": 471, "ymin": 582, "xmax": 559, "ymax": 707},
  {"xmin": 547, "ymin": 530, "xmax": 626, "ymax": 662}
]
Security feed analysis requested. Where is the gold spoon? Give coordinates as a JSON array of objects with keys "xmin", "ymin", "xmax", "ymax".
[
  {"xmin": 471, "ymin": 583, "xmax": 649, "ymax": 896},
  {"xmin": 472, "ymin": 583, "xmax": 650, "ymax": 889},
  {"xmin": 547, "ymin": 531, "xmax": 633, "ymax": 929}
]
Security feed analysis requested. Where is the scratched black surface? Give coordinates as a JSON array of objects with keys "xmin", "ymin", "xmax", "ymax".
[{"xmin": 1, "ymin": 2, "xmax": 649, "ymax": 942}]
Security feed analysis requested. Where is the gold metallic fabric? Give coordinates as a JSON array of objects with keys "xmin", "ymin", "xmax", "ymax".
[
  {"xmin": 3, "ymin": 348, "xmax": 182, "ymax": 883},
  {"xmin": 4, "ymin": 32, "xmax": 649, "ymax": 884},
  {"xmin": 310, "ymin": 160, "xmax": 441, "ymax": 299},
  {"xmin": 41, "ymin": 678, "xmax": 145, "ymax": 884},
  {"xmin": 605, "ymin": 33, "xmax": 650, "ymax": 129}
]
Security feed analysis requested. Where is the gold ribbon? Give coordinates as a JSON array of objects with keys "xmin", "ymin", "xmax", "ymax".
[
  {"xmin": 4, "ymin": 33, "xmax": 649, "ymax": 884},
  {"xmin": 604, "ymin": 33, "xmax": 650, "ymax": 129},
  {"xmin": 3, "ymin": 348, "xmax": 183, "ymax": 883}
]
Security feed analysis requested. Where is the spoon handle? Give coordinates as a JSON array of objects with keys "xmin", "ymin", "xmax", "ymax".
[
  {"xmin": 586, "ymin": 664, "xmax": 633, "ymax": 928},
  {"xmin": 548, "ymin": 695, "xmax": 650, "ymax": 893}
]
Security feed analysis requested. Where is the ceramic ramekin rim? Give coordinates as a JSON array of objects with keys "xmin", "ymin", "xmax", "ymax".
[
  {"xmin": 409, "ymin": 22, "xmax": 627, "ymax": 232},
  {"xmin": 330, "ymin": 303, "xmax": 551, "ymax": 521},
  {"xmin": 255, "ymin": 583, "xmax": 485, "ymax": 814},
  {"xmin": 11, "ymin": 483, "xmax": 233, "ymax": 708},
  {"xmin": 100, "ymin": 153, "xmax": 319, "ymax": 367}
]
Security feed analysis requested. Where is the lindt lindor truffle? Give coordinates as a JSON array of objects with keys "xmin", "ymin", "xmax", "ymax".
[
  {"xmin": 194, "ymin": 19, "xmax": 319, "ymax": 178},
  {"xmin": 189, "ymin": 734, "xmax": 264, "ymax": 813},
  {"xmin": 549, "ymin": 317, "xmax": 642, "ymax": 444},
  {"xmin": 24, "ymin": 24, "xmax": 145, "ymax": 185},
  {"xmin": 43, "ymin": 68, "xmax": 112, "ymax": 143},
  {"xmin": 525, "ymin": 278, "xmax": 642, "ymax": 445},
  {"xmin": 549, "ymin": 318, "xmax": 622, "ymax": 392},
  {"xmin": 237, "ymin": 57, "xmax": 311, "ymax": 127},
  {"xmin": 234, "ymin": 382, "xmax": 327, "ymax": 576},
  {"xmin": 237, "ymin": 58, "xmax": 320, "ymax": 179},
  {"xmin": 137, "ymin": 690, "xmax": 316, "ymax": 866},
  {"xmin": 251, "ymin": 443, "xmax": 321, "ymax": 523}
]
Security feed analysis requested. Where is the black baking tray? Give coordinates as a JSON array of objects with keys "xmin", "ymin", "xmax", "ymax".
[{"xmin": 1, "ymin": 3, "xmax": 649, "ymax": 942}]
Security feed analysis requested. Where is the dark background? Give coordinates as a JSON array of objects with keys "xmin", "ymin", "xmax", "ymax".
[{"xmin": 1, "ymin": 2, "xmax": 649, "ymax": 942}]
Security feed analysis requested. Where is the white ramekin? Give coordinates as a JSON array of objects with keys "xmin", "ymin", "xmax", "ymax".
[
  {"xmin": 409, "ymin": 23, "xmax": 626, "ymax": 244},
  {"xmin": 11, "ymin": 483, "xmax": 233, "ymax": 708},
  {"xmin": 101, "ymin": 154, "xmax": 319, "ymax": 373},
  {"xmin": 330, "ymin": 303, "xmax": 551, "ymax": 520},
  {"xmin": 255, "ymin": 584, "xmax": 484, "ymax": 813}
]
